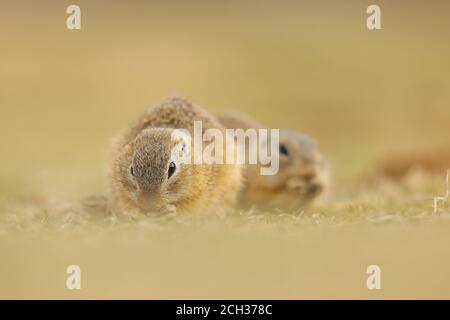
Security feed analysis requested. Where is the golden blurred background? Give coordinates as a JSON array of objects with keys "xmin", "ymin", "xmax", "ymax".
[{"xmin": 0, "ymin": 0, "xmax": 449, "ymax": 299}]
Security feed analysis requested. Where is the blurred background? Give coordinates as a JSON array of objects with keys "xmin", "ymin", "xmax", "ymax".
[
  {"xmin": 0, "ymin": 0, "xmax": 449, "ymax": 299},
  {"xmin": 1, "ymin": 0, "xmax": 449, "ymax": 197}
]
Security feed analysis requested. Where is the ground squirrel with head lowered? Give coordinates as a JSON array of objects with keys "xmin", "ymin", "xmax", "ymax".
[
  {"xmin": 218, "ymin": 111, "xmax": 328, "ymax": 210},
  {"xmin": 109, "ymin": 97, "xmax": 242, "ymax": 215}
]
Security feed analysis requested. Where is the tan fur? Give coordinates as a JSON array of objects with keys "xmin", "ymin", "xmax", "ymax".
[
  {"xmin": 217, "ymin": 111, "xmax": 329, "ymax": 211},
  {"xmin": 109, "ymin": 97, "xmax": 242, "ymax": 215},
  {"xmin": 375, "ymin": 151, "xmax": 450, "ymax": 180}
]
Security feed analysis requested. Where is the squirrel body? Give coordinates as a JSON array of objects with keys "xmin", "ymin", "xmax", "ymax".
[
  {"xmin": 217, "ymin": 111, "xmax": 328, "ymax": 210},
  {"xmin": 109, "ymin": 97, "xmax": 242, "ymax": 215}
]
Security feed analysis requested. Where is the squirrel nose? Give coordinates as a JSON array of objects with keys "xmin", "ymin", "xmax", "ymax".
[
  {"xmin": 308, "ymin": 183, "xmax": 319, "ymax": 193},
  {"xmin": 307, "ymin": 182, "xmax": 323, "ymax": 195},
  {"xmin": 302, "ymin": 173, "xmax": 316, "ymax": 181},
  {"xmin": 141, "ymin": 187, "xmax": 160, "ymax": 199},
  {"xmin": 139, "ymin": 187, "xmax": 162, "ymax": 204},
  {"xmin": 139, "ymin": 188, "xmax": 163, "ymax": 210}
]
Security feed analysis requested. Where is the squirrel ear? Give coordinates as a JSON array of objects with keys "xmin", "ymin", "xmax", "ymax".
[
  {"xmin": 171, "ymin": 129, "xmax": 192, "ymax": 164},
  {"xmin": 171, "ymin": 129, "xmax": 191, "ymax": 144}
]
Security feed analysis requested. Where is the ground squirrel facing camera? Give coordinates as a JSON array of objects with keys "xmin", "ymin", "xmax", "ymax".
[
  {"xmin": 218, "ymin": 111, "xmax": 329, "ymax": 211},
  {"xmin": 109, "ymin": 97, "xmax": 242, "ymax": 215}
]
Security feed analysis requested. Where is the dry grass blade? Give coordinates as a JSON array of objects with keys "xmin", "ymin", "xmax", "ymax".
[{"xmin": 433, "ymin": 169, "xmax": 450, "ymax": 214}]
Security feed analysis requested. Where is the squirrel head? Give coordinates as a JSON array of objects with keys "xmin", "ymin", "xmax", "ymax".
[
  {"xmin": 253, "ymin": 130, "xmax": 329, "ymax": 200},
  {"xmin": 114, "ymin": 128, "xmax": 192, "ymax": 211}
]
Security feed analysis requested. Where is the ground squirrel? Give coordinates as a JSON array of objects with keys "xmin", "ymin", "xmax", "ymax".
[
  {"xmin": 109, "ymin": 97, "xmax": 242, "ymax": 215},
  {"xmin": 217, "ymin": 111, "xmax": 328, "ymax": 210},
  {"xmin": 374, "ymin": 150, "xmax": 450, "ymax": 180}
]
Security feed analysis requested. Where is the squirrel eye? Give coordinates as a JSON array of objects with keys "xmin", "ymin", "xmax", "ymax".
[
  {"xmin": 168, "ymin": 161, "xmax": 176, "ymax": 179},
  {"xmin": 279, "ymin": 144, "xmax": 289, "ymax": 156},
  {"xmin": 130, "ymin": 166, "xmax": 135, "ymax": 176}
]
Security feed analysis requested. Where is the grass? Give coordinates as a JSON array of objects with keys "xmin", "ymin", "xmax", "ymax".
[
  {"xmin": 1, "ymin": 1, "xmax": 450, "ymax": 299},
  {"xmin": 1, "ymin": 171, "xmax": 449, "ymax": 299}
]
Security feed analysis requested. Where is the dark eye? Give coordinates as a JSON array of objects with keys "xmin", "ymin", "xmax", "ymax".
[
  {"xmin": 279, "ymin": 144, "xmax": 289, "ymax": 156},
  {"xmin": 130, "ymin": 166, "xmax": 135, "ymax": 176},
  {"xmin": 168, "ymin": 161, "xmax": 176, "ymax": 179}
]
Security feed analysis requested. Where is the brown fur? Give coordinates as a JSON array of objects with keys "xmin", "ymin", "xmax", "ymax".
[
  {"xmin": 217, "ymin": 111, "xmax": 329, "ymax": 211},
  {"xmin": 109, "ymin": 97, "xmax": 242, "ymax": 215},
  {"xmin": 375, "ymin": 150, "xmax": 450, "ymax": 180}
]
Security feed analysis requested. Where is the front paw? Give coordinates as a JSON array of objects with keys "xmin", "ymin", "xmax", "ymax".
[{"xmin": 163, "ymin": 204, "xmax": 177, "ymax": 216}]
